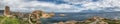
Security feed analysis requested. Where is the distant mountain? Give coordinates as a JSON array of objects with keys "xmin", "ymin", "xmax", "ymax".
[
  {"xmin": 0, "ymin": 10, "xmax": 4, "ymax": 15},
  {"xmin": 0, "ymin": 10, "xmax": 4, "ymax": 13}
]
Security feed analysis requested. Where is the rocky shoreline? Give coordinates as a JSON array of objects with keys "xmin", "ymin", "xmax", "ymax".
[{"xmin": 52, "ymin": 16, "xmax": 120, "ymax": 24}]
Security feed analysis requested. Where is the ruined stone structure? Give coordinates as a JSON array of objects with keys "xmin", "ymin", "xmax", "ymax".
[{"xmin": 4, "ymin": 6, "xmax": 10, "ymax": 16}]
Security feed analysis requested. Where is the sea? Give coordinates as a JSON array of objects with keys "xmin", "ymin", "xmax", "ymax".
[{"xmin": 45, "ymin": 12, "xmax": 120, "ymax": 23}]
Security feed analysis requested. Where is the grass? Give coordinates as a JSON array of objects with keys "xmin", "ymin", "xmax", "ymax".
[
  {"xmin": 0, "ymin": 16, "xmax": 120, "ymax": 24},
  {"xmin": 0, "ymin": 16, "xmax": 20, "ymax": 24}
]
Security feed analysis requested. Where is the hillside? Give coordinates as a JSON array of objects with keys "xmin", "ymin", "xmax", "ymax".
[{"xmin": 0, "ymin": 16, "xmax": 20, "ymax": 24}]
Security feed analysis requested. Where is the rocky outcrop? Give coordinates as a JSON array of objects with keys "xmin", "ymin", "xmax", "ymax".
[{"xmin": 53, "ymin": 16, "xmax": 120, "ymax": 24}]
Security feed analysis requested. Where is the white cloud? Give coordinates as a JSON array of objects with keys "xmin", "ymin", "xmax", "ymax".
[
  {"xmin": 63, "ymin": 0, "xmax": 120, "ymax": 12},
  {"xmin": 2, "ymin": 0, "xmax": 82, "ymax": 12},
  {"xmin": 1, "ymin": 0, "xmax": 120, "ymax": 12},
  {"xmin": 0, "ymin": 0, "xmax": 4, "ymax": 10}
]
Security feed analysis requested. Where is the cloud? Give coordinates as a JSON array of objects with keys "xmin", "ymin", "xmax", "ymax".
[
  {"xmin": 0, "ymin": 0, "xmax": 5, "ymax": 10},
  {"xmin": 63, "ymin": 0, "xmax": 120, "ymax": 11},
  {"xmin": 1, "ymin": 0, "xmax": 81, "ymax": 12},
  {"xmin": 1, "ymin": 0, "xmax": 120, "ymax": 12}
]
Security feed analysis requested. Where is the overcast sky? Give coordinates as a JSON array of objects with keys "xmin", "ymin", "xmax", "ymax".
[{"xmin": 0, "ymin": 0, "xmax": 120, "ymax": 12}]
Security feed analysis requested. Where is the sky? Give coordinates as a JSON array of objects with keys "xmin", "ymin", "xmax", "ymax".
[{"xmin": 0, "ymin": 0, "xmax": 120, "ymax": 12}]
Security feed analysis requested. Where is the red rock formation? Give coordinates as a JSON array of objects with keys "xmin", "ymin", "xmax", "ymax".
[
  {"xmin": 31, "ymin": 10, "xmax": 43, "ymax": 24},
  {"xmin": 32, "ymin": 10, "xmax": 43, "ymax": 19}
]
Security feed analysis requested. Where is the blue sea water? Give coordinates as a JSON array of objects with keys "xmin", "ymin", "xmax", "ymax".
[{"xmin": 43, "ymin": 12, "xmax": 120, "ymax": 23}]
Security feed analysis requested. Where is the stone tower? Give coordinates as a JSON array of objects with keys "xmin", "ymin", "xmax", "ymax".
[{"xmin": 4, "ymin": 6, "xmax": 10, "ymax": 16}]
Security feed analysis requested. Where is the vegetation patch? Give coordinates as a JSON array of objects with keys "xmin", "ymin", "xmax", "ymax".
[{"xmin": 0, "ymin": 16, "xmax": 20, "ymax": 24}]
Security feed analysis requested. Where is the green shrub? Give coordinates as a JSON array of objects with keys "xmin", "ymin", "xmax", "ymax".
[{"xmin": 0, "ymin": 16, "xmax": 20, "ymax": 24}]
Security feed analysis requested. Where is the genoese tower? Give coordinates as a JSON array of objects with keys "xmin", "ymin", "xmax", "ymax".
[{"xmin": 4, "ymin": 6, "xmax": 10, "ymax": 16}]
